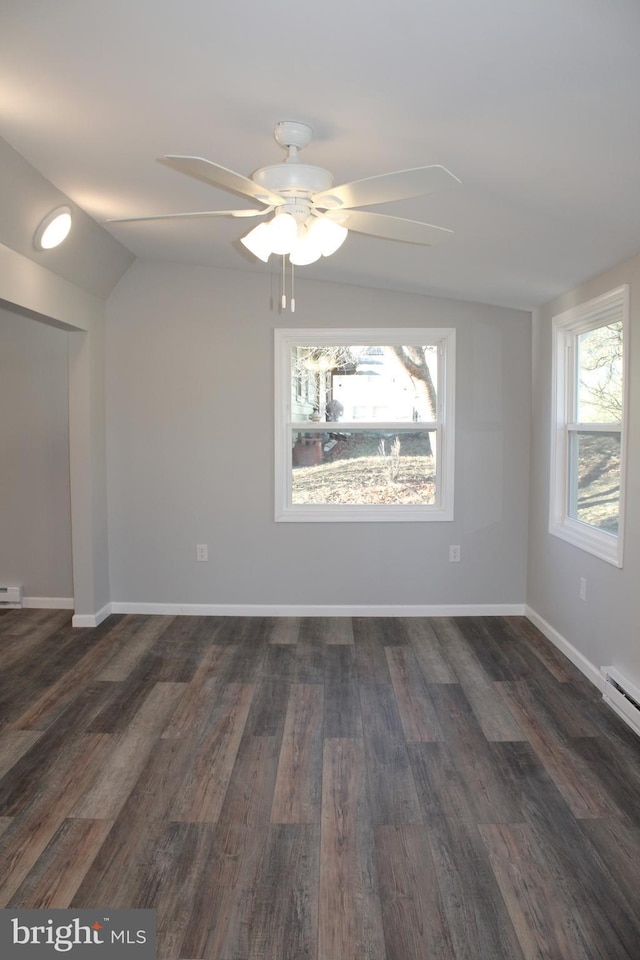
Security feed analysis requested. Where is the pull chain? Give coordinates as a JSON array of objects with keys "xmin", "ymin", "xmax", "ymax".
[
  {"xmin": 278, "ymin": 256, "xmax": 297, "ymax": 312},
  {"xmin": 291, "ymin": 261, "xmax": 296, "ymax": 313}
]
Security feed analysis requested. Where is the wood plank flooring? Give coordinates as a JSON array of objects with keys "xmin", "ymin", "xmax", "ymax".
[{"xmin": 0, "ymin": 610, "xmax": 639, "ymax": 959}]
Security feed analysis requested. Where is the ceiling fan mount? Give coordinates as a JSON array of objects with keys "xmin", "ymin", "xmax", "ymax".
[
  {"xmin": 273, "ymin": 119, "xmax": 313, "ymax": 154},
  {"xmin": 108, "ymin": 120, "xmax": 461, "ymax": 262}
]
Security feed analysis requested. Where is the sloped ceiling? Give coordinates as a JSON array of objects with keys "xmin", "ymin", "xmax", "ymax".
[
  {"xmin": 0, "ymin": 138, "xmax": 134, "ymax": 299},
  {"xmin": 2, "ymin": 0, "xmax": 640, "ymax": 309}
]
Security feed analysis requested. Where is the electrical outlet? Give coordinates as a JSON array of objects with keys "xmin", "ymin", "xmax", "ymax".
[
  {"xmin": 196, "ymin": 544, "xmax": 208, "ymax": 562},
  {"xmin": 579, "ymin": 577, "xmax": 587, "ymax": 601},
  {"xmin": 449, "ymin": 545, "xmax": 461, "ymax": 563}
]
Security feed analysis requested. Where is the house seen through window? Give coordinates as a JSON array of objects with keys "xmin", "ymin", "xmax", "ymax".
[{"xmin": 275, "ymin": 329, "xmax": 455, "ymax": 522}]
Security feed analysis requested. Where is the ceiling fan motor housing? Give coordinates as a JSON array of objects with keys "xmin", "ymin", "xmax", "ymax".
[
  {"xmin": 252, "ymin": 163, "xmax": 333, "ymax": 197},
  {"xmin": 252, "ymin": 162, "xmax": 334, "ymax": 223}
]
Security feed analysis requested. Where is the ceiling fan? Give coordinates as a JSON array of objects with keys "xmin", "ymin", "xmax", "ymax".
[{"xmin": 109, "ymin": 120, "xmax": 461, "ymax": 266}]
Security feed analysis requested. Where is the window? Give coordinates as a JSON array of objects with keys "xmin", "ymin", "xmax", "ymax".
[
  {"xmin": 550, "ymin": 285, "xmax": 628, "ymax": 566},
  {"xmin": 275, "ymin": 328, "xmax": 456, "ymax": 521}
]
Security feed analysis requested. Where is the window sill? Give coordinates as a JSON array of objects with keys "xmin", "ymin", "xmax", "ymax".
[
  {"xmin": 549, "ymin": 517, "xmax": 623, "ymax": 567},
  {"xmin": 276, "ymin": 503, "xmax": 453, "ymax": 522}
]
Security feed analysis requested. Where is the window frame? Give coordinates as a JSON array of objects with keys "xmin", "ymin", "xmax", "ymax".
[
  {"xmin": 549, "ymin": 285, "xmax": 629, "ymax": 566},
  {"xmin": 275, "ymin": 327, "xmax": 456, "ymax": 522}
]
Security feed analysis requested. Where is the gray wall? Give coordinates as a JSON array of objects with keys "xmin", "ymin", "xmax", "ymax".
[
  {"xmin": 0, "ymin": 139, "xmax": 132, "ymax": 621},
  {"xmin": 0, "ymin": 136, "xmax": 134, "ymax": 300},
  {"xmin": 105, "ymin": 260, "xmax": 531, "ymax": 608},
  {"xmin": 528, "ymin": 251, "xmax": 640, "ymax": 683},
  {"xmin": 0, "ymin": 306, "xmax": 73, "ymax": 598}
]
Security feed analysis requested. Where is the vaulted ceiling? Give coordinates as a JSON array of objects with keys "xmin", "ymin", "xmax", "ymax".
[{"xmin": 2, "ymin": 0, "xmax": 640, "ymax": 309}]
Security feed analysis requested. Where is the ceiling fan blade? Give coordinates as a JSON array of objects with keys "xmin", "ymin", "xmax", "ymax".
[
  {"xmin": 313, "ymin": 165, "xmax": 460, "ymax": 210},
  {"xmin": 108, "ymin": 208, "xmax": 271, "ymax": 224},
  {"xmin": 159, "ymin": 156, "xmax": 285, "ymax": 207},
  {"xmin": 338, "ymin": 210, "xmax": 453, "ymax": 245}
]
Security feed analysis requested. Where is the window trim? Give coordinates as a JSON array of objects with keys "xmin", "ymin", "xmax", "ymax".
[
  {"xmin": 275, "ymin": 328, "xmax": 456, "ymax": 522},
  {"xmin": 549, "ymin": 285, "xmax": 629, "ymax": 566}
]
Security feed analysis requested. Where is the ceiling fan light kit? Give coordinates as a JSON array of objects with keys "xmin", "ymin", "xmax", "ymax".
[
  {"xmin": 289, "ymin": 229, "xmax": 323, "ymax": 266},
  {"xmin": 290, "ymin": 218, "xmax": 348, "ymax": 265},
  {"xmin": 242, "ymin": 208, "xmax": 348, "ymax": 265},
  {"xmin": 311, "ymin": 217, "xmax": 349, "ymax": 256},
  {"xmin": 240, "ymin": 221, "xmax": 272, "ymax": 262},
  {"xmin": 109, "ymin": 120, "xmax": 461, "ymax": 291},
  {"xmin": 266, "ymin": 211, "xmax": 299, "ymax": 255}
]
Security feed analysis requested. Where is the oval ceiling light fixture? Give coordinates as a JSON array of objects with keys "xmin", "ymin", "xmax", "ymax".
[{"xmin": 34, "ymin": 205, "xmax": 72, "ymax": 250}]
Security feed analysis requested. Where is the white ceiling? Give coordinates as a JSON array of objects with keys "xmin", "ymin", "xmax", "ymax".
[{"xmin": 2, "ymin": 0, "xmax": 640, "ymax": 310}]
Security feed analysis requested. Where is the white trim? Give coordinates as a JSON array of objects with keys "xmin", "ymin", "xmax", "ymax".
[
  {"xmin": 0, "ymin": 241, "xmax": 100, "ymax": 332},
  {"xmin": 278, "ymin": 327, "xmax": 457, "ymax": 346},
  {"xmin": 549, "ymin": 516, "xmax": 621, "ymax": 566},
  {"xmin": 275, "ymin": 503, "xmax": 450, "ymax": 523},
  {"xmin": 526, "ymin": 611, "xmax": 640, "ymax": 740},
  {"xmin": 110, "ymin": 601, "xmax": 526, "ymax": 617},
  {"xmin": 525, "ymin": 605, "xmax": 604, "ymax": 691},
  {"xmin": 22, "ymin": 596, "xmax": 75, "ymax": 610},
  {"xmin": 549, "ymin": 284, "xmax": 628, "ymax": 567},
  {"xmin": 275, "ymin": 328, "xmax": 456, "ymax": 522},
  {"xmin": 551, "ymin": 285, "xmax": 628, "ymax": 331},
  {"xmin": 291, "ymin": 420, "xmax": 440, "ymax": 431},
  {"xmin": 72, "ymin": 602, "xmax": 113, "ymax": 628}
]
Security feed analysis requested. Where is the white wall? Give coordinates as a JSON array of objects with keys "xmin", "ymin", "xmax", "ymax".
[
  {"xmin": 106, "ymin": 260, "xmax": 531, "ymax": 610},
  {"xmin": 528, "ymin": 251, "xmax": 640, "ymax": 686},
  {"xmin": 0, "ymin": 306, "xmax": 73, "ymax": 599}
]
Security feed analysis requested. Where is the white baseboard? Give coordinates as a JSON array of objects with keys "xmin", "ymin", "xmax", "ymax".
[
  {"xmin": 22, "ymin": 596, "xmax": 75, "ymax": 610},
  {"xmin": 67, "ymin": 599, "xmax": 526, "ymax": 628},
  {"xmin": 525, "ymin": 605, "xmax": 605, "ymax": 693},
  {"xmin": 109, "ymin": 601, "xmax": 526, "ymax": 618},
  {"xmin": 72, "ymin": 602, "xmax": 113, "ymax": 629}
]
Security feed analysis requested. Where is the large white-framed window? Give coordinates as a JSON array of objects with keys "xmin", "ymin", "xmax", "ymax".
[
  {"xmin": 275, "ymin": 328, "xmax": 456, "ymax": 522},
  {"xmin": 549, "ymin": 285, "xmax": 629, "ymax": 566}
]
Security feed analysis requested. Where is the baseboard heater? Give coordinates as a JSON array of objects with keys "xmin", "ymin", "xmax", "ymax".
[
  {"xmin": 0, "ymin": 585, "xmax": 23, "ymax": 609},
  {"xmin": 601, "ymin": 666, "xmax": 640, "ymax": 737}
]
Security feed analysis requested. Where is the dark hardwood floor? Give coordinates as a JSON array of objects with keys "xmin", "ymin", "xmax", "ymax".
[{"xmin": 0, "ymin": 609, "xmax": 639, "ymax": 959}]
